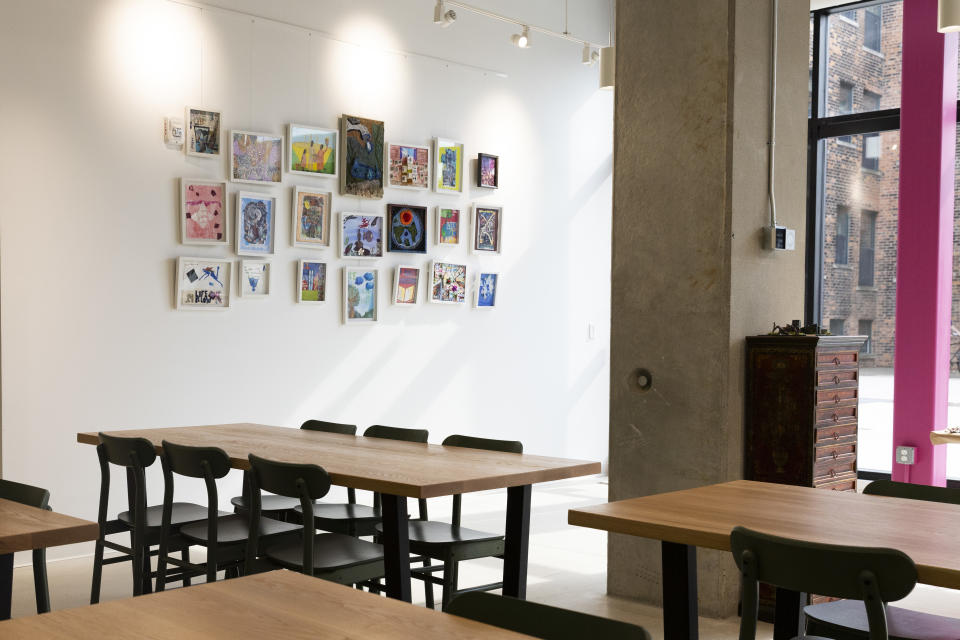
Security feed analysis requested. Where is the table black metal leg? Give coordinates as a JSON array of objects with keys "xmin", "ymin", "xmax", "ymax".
[
  {"xmin": 502, "ymin": 484, "xmax": 531, "ymax": 598},
  {"xmin": 380, "ymin": 494, "xmax": 411, "ymax": 602},
  {"xmin": 0, "ymin": 552, "xmax": 13, "ymax": 621},
  {"xmin": 662, "ymin": 541, "xmax": 698, "ymax": 640},
  {"xmin": 773, "ymin": 587, "xmax": 804, "ymax": 640}
]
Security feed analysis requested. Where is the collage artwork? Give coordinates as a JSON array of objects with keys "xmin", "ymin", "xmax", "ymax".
[
  {"xmin": 178, "ymin": 258, "xmax": 230, "ymax": 309},
  {"xmin": 294, "ymin": 189, "xmax": 330, "ymax": 246},
  {"xmin": 431, "ymin": 262, "xmax": 467, "ymax": 304},
  {"xmin": 182, "ymin": 180, "xmax": 226, "ymax": 243},
  {"xmin": 341, "ymin": 214, "xmax": 384, "ymax": 258},
  {"xmin": 387, "ymin": 205, "xmax": 427, "ymax": 253},
  {"xmin": 232, "ymin": 131, "xmax": 283, "ymax": 183},
  {"xmin": 341, "ymin": 115, "xmax": 384, "ymax": 199},
  {"xmin": 388, "ymin": 143, "xmax": 429, "ymax": 189},
  {"xmin": 238, "ymin": 194, "xmax": 275, "ymax": 255}
]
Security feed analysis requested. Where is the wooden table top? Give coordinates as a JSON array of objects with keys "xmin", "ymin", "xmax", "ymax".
[
  {"xmin": 569, "ymin": 480, "xmax": 960, "ymax": 589},
  {"xmin": 930, "ymin": 429, "xmax": 960, "ymax": 445},
  {"xmin": 78, "ymin": 423, "xmax": 600, "ymax": 499},
  {"xmin": 0, "ymin": 569, "xmax": 535, "ymax": 638},
  {"xmin": 0, "ymin": 499, "xmax": 98, "ymax": 555}
]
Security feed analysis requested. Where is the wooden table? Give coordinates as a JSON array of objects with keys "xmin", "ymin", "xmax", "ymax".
[
  {"xmin": 930, "ymin": 429, "xmax": 960, "ymax": 445},
  {"xmin": 0, "ymin": 498, "xmax": 98, "ymax": 620},
  {"xmin": 78, "ymin": 423, "xmax": 600, "ymax": 602},
  {"xmin": 569, "ymin": 479, "xmax": 960, "ymax": 640},
  {"xmin": 0, "ymin": 569, "xmax": 535, "ymax": 638}
]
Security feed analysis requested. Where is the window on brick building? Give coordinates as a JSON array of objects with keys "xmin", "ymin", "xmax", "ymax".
[
  {"xmin": 830, "ymin": 318, "xmax": 846, "ymax": 336},
  {"xmin": 858, "ymin": 319, "xmax": 874, "ymax": 354},
  {"xmin": 837, "ymin": 82, "xmax": 854, "ymax": 143},
  {"xmin": 862, "ymin": 133, "xmax": 881, "ymax": 170},
  {"xmin": 836, "ymin": 207, "xmax": 850, "ymax": 264},
  {"xmin": 858, "ymin": 210, "xmax": 877, "ymax": 287},
  {"xmin": 839, "ymin": 10, "xmax": 858, "ymax": 24},
  {"xmin": 864, "ymin": 6, "xmax": 882, "ymax": 52},
  {"xmin": 862, "ymin": 90, "xmax": 880, "ymax": 112}
]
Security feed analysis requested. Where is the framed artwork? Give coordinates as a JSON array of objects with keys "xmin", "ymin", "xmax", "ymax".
[
  {"xmin": 475, "ymin": 272, "xmax": 499, "ymax": 309},
  {"xmin": 292, "ymin": 187, "xmax": 331, "ymax": 248},
  {"xmin": 472, "ymin": 205, "xmax": 502, "ymax": 254},
  {"xmin": 298, "ymin": 260, "xmax": 327, "ymax": 304},
  {"xmin": 176, "ymin": 257, "xmax": 231, "ymax": 310},
  {"xmin": 239, "ymin": 260, "xmax": 270, "ymax": 298},
  {"xmin": 230, "ymin": 130, "xmax": 283, "ymax": 184},
  {"xmin": 429, "ymin": 261, "xmax": 467, "ymax": 305},
  {"xmin": 435, "ymin": 207, "xmax": 461, "ymax": 246},
  {"xmin": 340, "ymin": 212, "xmax": 384, "ymax": 258},
  {"xmin": 236, "ymin": 192, "xmax": 276, "ymax": 256},
  {"xmin": 387, "ymin": 142, "xmax": 429, "ymax": 190},
  {"xmin": 288, "ymin": 123, "xmax": 338, "ymax": 177},
  {"xmin": 180, "ymin": 179, "xmax": 228, "ymax": 245},
  {"xmin": 434, "ymin": 138, "xmax": 464, "ymax": 194},
  {"xmin": 186, "ymin": 106, "xmax": 221, "ymax": 157},
  {"xmin": 393, "ymin": 265, "xmax": 421, "ymax": 306},
  {"xmin": 340, "ymin": 114, "xmax": 384, "ymax": 199},
  {"xmin": 386, "ymin": 204, "xmax": 428, "ymax": 254},
  {"xmin": 477, "ymin": 153, "xmax": 499, "ymax": 189},
  {"xmin": 343, "ymin": 267, "xmax": 380, "ymax": 323}
]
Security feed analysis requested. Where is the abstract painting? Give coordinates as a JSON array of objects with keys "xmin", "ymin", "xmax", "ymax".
[
  {"xmin": 236, "ymin": 192, "xmax": 276, "ymax": 256},
  {"xmin": 473, "ymin": 206, "xmax": 502, "ymax": 254},
  {"xmin": 476, "ymin": 272, "xmax": 499, "ymax": 308},
  {"xmin": 340, "ymin": 114, "xmax": 384, "ymax": 199},
  {"xmin": 239, "ymin": 260, "xmax": 270, "ymax": 298},
  {"xmin": 386, "ymin": 204, "xmax": 427, "ymax": 254},
  {"xmin": 299, "ymin": 260, "xmax": 327, "ymax": 304},
  {"xmin": 387, "ymin": 142, "xmax": 429, "ymax": 190},
  {"xmin": 292, "ymin": 187, "xmax": 331, "ymax": 248},
  {"xmin": 186, "ymin": 107, "xmax": 221, "ymax": 157},
  {"xmin": 230, "ymin": 130, "xmax": 283, "ymax": 184},
  {"xmin": 478, "ymin": 153, "xmax": 499, "ymax": 188},
  {"xmin": 393, "ymin": 265, "xmax": 421, "ymax": 306},
  {"xmin": 176, "ymin": 257, "xmax": 231, "ymax": 310},
  {"xmin": 430, "ymin": 261, "xmax": 467, "ymax": 305},
  {"xmin": 180, "ymin": 179, "xmax": 227, "ymax": 245},
  {"xmin": 343, "ymin": 267, "xmax": 379, "ymax": 323},
  {"xmin": 289, "ymin": 124, "xmax": 338, "ymax": 177},
  {"xmin": 340, "ymin": 213, "xmax": 384, "ymax": 258},
  {"xmin": 434, "ymin": 137, "xmax": 464, "ymax": 194},
  {"xmin": 436, "ymin": 207, "xmax": 461, "ymax": 245}
]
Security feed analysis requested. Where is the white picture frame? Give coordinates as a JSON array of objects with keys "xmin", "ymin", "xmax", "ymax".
[
  {"xmin": 292, "ymin": 187, "xmax": 332, "ymax": 249},
  {"xmin": 236, "ymin": 192, "xmax": 277, "ymax": 256},
  {"xmin": 238, "ymin": 260, "xmax": 270, "ymax": 298},
  {"xmin": 179, "ymin": 178, "xmax": 229, "ymax": 246},
  {"xmin": 287, "ymin": 123, "xmax": 339, "ymax": 179},
  {"xmin": 471, "ymin": 205, "xmax": 503, "ymax": 255},
  {"xmin": 429, "ymin": 261, "xmax": 468, "ymax": 305},
  {"xmin": 392, "ymin": 264, "xmax": 422, "ymax": 306},
  {"xmin": 435, "ymin": 206, "xmax": 463, "ymax": 247},
  {"xmin": 474, "ymin": 271, "xmax": 500, "ymax": 309},
  {"xmin": 229, "ymin": 130, "xmax": 284, "ymax": 184},
  {"xmin": 298, "ymin": 259, "xmax": 328, "ymax": 305},
  {"xmin": 185, "ymin": 106, "xmax": 222, "ymax": 158},
  {"xmin": 342, "ymin": 267, "xmax": 380, "ymax": 323},
  {"xmin": 433, "ymin": 137, "xmax": 465, "ymax": 194},
  {"xmin": 339, "ymin": 212, "xmax": 384, "ymax": 259},
  {"xmin": 175, "ymin": 256, "xmax": 231, "ymax": 310},
  {"xmin": 386, "ymin": 141, "xmax": 431, "ymax": 191}
]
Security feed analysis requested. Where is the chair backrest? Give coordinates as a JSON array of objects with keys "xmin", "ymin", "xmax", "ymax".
[
  {"xmin": 364, "ymin": 424, "xmax": 429, "ymax": 443},
  {"xmin": 98, "ymin": 432, "xmax": 157, "ymax": 468},
  {"xmin": 0, "ymin": 478, "xmax": 50, "ymax": 510},
  {"xmin": 441, "ymin": 435, "xmax": 523, "ymax": 525},
  {"xmin": 95, "ymin": 433, "xmax": 158, "ymax": 533},
  {"xmin": 161, "ymin": 441, "xmax": 232, "ymax": 480},
  {"xmin": 301, "ymin": 420, "xmax": 357, "ymax": 435},
  {"xmin": 730, "ymin": 526, "xmax": 917, "ymax": 640},
  {"xmin": 863, "ymin": 479, "xmax": 960, "ymax": 505},
  {"xmin": 448, "ymin": 592, "xmax": 651, "ymax": 640}
]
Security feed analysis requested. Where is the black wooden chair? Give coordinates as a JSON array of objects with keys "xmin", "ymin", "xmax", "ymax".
[
  {"xmin": 448, "ymin": 592, "xmax": 651, "ymax": 640},
  {"xmin": 0, "ymin": 479, "xmax": 51, "ymax": 613},
  {"xmin": 731, "ymin": 525, "xmax": 918, "ymax": 640}
]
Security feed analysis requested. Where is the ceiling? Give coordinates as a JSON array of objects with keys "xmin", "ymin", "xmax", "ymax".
[{"xmin": 810, "ymin": 0, "xmax": 854, "ymax": 9}]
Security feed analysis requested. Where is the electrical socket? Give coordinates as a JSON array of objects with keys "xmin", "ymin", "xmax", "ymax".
[{"xmin": 895, "ymin": 445, "xmax": 916, "ymax": 465}]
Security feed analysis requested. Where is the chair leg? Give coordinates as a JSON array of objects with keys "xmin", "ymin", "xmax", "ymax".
[
  {"xmin": 32, "ymin": 549, "xmax": 50, "ymax": 614},
  {"xmin": 140, "ymin": 546, "xmax": 152, "ymax": 595},
  {"xmin": 441, "ymin": 557, "xmax": 459, "ymax": 611},
  {"xmin": 422, "ymin": 558, "xmax": 435, "ymax": 609},
  {"xmin": 182, "ymin": 546, "xmax": 191, "ymax": 587},
  {"xmin": 90, "ymin": 538, "xmax": 105, "ymax": 605},
  {"xmin": 130, "ymin": 532, "xmax": 142, "ymax": 597}
]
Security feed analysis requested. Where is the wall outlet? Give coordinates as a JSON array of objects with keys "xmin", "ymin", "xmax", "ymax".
[
  {"xmin": 765, "ymin": 225, "xmax": 795, "ymax": 251},
  {"xmin": 896, "ymin": 445, "xmax": 916, "ymax": 465}
]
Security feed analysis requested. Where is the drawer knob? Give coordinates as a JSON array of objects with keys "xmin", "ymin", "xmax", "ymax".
[
  {"xmin": 834, "ymin": 395, "xmax": 840, "ymax": 404},
  {"xmin": 829, "ymin": 469, "xmax": 836, "ymax": 477},
  {"xmin": 833, "ymin": 356, "xmax": 841, "ymax": 365},
  {"xmin": 832, "ymin": 451, "xmax": 839, "ymax": 460},
  {"xmin": 833, "ymin": 376, "xmax": 840, "ymax": 384},
  {"xmin": 833, "ymin": 432, "xmax": 840, "ymax": 440},
  {"xmin": 832, "ymin": 413, "xmax": 839, "ymax": 422}
]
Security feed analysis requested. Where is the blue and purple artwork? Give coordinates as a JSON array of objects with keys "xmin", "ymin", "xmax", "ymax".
[
  {"xmin": 477, "ymin": 273, "xmax": 498, "ymax": 308},
  {"xmin": 237, "ymin": 194, "xmax": 275, "ymax": 255},
  {"xmin": 341, "ymin": 213, "xmax": 383, "ymax": 258},
  {"xmin": 344, "ymin": 268, "xmax": 378, "ymax": 322}
]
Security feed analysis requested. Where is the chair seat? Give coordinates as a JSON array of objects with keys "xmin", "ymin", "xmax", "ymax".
[
  {"xmin": 375, "ymin": 520, "xmax": 503, "ymax": 545},
  {"xmin": 179, "ymin": 514, "xmax": 301, "ymax": 545},
  {"xmin": 117, "ymin": 503, "xmax": 220, "ymax": 529},
  {"xmin": 265, "ymin": 533, "xmax": 384, "ymax": 572},
  {"xmin": 294, "ymin": 502, "xmax": 380, "ymax": 522},
  {"xmin": 805, "ymin": 599, "xmax": 960, "ymax": 640},
  {"xmin": 230, "ymin": 494, "xmax": 300, "ymax": 513}
]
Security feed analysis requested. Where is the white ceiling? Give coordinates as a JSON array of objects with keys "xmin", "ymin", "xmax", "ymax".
[{"xmin": 810, "ymin": 0, "xmax": 852, "ymax": 9}]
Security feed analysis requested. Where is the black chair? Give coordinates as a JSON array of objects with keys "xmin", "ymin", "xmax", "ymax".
[
  {"xmin": 244, "ymin": 454, "xmax": 385, "ymax": 586},
  {"xmin": 804, "ymin": 480, "xmax": 960, "ymax": 640},
  {"xmin": 156, "ymin": 441, "xmax": 300, "ymax": 588},
  {"xmin": 0, "ymin": 479, "xmax": 51, "ymax": 614},
  {"xmin": 731, "ymin": 525, "xmax": 917, "ymax": 640},
  {"xmin": 447, "ymin": 592, "xmax": 651, "ymax": 640},
  {"xmin": 90, "ymin": 433, "xmax": 209, "ymax": 602}
]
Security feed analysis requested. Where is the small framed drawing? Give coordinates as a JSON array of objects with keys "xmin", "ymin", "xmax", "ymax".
[
  {"xmin": 298, "ymin": 259, "xmax": 328, "ymax": 304},
  {"xmin": 343, "ymin": 267, "xmax": 380, "ymax": 323},
  {"xmin": 434, "ymin": 137, "xmax": 464, "ymax": 194},
  {"xmin": 393, "ymin": 265, "xmax": 421, "ymax": 306},
  {"xmin": 472, "ymin": 205, "xmax": 502, "ymax": 254},
  {"xmin": 288, "ymin": 123, "xmax": 338, "ymax": 178},
  {"xmin": 292, "ymin": 187, "xmax": 331, "ymax": 249},
  {"xmin": 340, "ymin": 114, "xmax": 385, "ymax": 199},
  {"xmin": 340, "ymin": 212, "xmax": 384, "ymax": 258},
  {"xmin": 387, "ymin": 142, "xmax": 430, "ymax": 190},
  {"xmin": 230, "ymin": 130, "xmax": 283, "ymax": 184},
  {"xmin": 186, "ymin": 106, "xmax": 221, "ymax": 157},
  {"xmin": 239, "ymin": 260, "xmax": 270, "ymax": 298},
  {"xmin": 180, "ymin": 179, "xmax": 228, "ymax": 245},
  {"xmin": 477, "ymin": 153, "xmax": 499, "ymax": 188},
  {"xmin": 175, "ymin": 257, "xmax": 231, "ymax": 310},
  {"xmin": 475, "ymin": 272, "xmax": 499, "ymax": 309},
  {"xmin": 435, "ymin": 207, "xmax": 461, "ymax": 246},
  {"xmin": 236, "ymin": 192, "xmax": 276, "ymax": 256},
  {"xmin": 429, "ymin": 261, "xmax": 467, "ymax": 305},
  {"xmin": 386, "ymin": 204, "xmax": 428, "ymax": 254}
]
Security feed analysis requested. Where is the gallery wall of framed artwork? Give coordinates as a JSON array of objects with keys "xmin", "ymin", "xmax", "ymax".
[
  {"xmin": 386, "ymin": 204, "xmax": 427, "ymax": 254},
  {"xmin": 393, "ymin": 265, "xmax": 421, "ymax": 306},
  {"xmin": 230, "ymin": 130, "xmax": 283, "ymax": 184},
  {"xmin": 472, "ymin": 205, "xmax": 502, "ymax": 254},
  {"xmin": 434, "ymin": 137, "xmax": 464, "ymax": 194},
  {"xmin": 299, "ymin": 259, "xmax": 327, "ymax": 304},
  {"xmin": 288, "ymin": 123, "xmax": 338, "ymax": 178},
  {"xmin": 176, "ymin": 257, "xmax": 231, "ymax": 310},
  {"xmin": 180, "ymin": 179, "xmax": 228, "ymax": 245},
  {"xmin": 186, "ymin": 107, "xmax": 221, "ymax": 158},
  {"xmin": 292, "ymin": 187, "xmax": 331, "ymax": 249},
  {"xmin": 430, "ymin": 261, "xmax": 467, "ymax": 305},
  {"xmin": 343, "ymin": 267, "xmax": 379, "ymax": 323},
  {"xmin": 236, "ymin": 192, "xmax": 277, "ymax": 256},
  {"xmin": 239, "ymin": 260, "xmax": 270, "ymax": 298},
  {"xmin": 387, "ymin": 142, "xmax": 429, "ymax": 190},
  {"xmin": 340, "ymin": 114, "xmax": 384, "ymax": 199}
]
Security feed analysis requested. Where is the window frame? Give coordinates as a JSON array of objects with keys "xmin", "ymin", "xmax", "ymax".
[
  {"xmin": 863, "ymin": 5, "xmax": 882, "ymax": 53},
  {"xmin": 858, "ymin": 210, "xmax": 877, "ymax": 287},
  {"xmin": 835, "ymin": 207, "xmax": 850, "ymax": 265}
]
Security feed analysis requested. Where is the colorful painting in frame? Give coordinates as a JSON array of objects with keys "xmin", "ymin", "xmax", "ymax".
[
  {"xmin": 475, "ymin": 272, "xmax": 499, "ymax": 309},
  {"xmin": 239, "ymin": 260, "xmax": 270, "ymax": 298},
  {"xmin": 292, "ymin": 187, "xmax": 331, "ymax": 248},
  {"xmin": 236, "ymin": 192, "xmax": 276, "ymax": 256},
  {"xmin": 186, "ymin": 107, "xmax": 221, "ymax": 157},
  {"xmin": 386, "ymin": 204, "xmax": 428, "ymax": 254},
  {"xmin": 472, "ymin": 205, "xmax": 502, "ymax": 254},
  {"xmin": 340, "ymin": 114, "xmax": 384, "ymax": 199},
  {"xmin": 343, "ymin": 267, "xmax": 379, "ymax": 323},
  {"xmin": 477, "ymin": 153, "xmax": 499, "ymax": 188},
  {"xmin": 434, "ymin": 138, "xmax": 464, "ymax": 194},
  {"xmin": 430, "ymin": 261, "xmax": 467, "ymax": 305},
  {"xmin": 230, "ymin": 130, "xmax": 283, "ymax": 184},
  {"xmin": 180, "ymin": 179, "xmax": 227, "ymax": 245},
  {"xmin": 288, "ymin": 123, "xmax": 338, "ymax": 177},
  {"xmin": 393, "ymin": 265, "xmax": 421, "ymax": 306},
  {"xmin": 176, "ymin": 257, "xmax": 230, "ymax": 310},
  {"xmin": 436, "ymin": 207, "xmax": 461, "ymax": 246},
  {"xmin": 387, "ymin": 142, "xmax": 429, "ymax": 190},
  {"xmin": 340, "ymin": 213, "xmax": 384, "ymax": 258},
  {"xmin": 298, "ymin": 260, "xmax": 327, "ymax": 304}
]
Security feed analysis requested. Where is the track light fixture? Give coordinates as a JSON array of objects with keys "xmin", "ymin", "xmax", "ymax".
[
  {"xmin": 433, "ymin": 0, "xmax": 456, "ymax": 27},
  {"xmin": 581, "ymin": 42, "xmax": 592, "ymax": 64},
  {"xmin": 511, "ymin": 25, "xmax": 530, "ymax": 48}
]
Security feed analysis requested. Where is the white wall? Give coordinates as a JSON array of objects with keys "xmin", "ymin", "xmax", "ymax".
[{"xmin": 0, "ymin": 0, "xmax": 613, "ymax": 560}]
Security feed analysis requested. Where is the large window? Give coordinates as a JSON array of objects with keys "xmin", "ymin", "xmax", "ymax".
[{"xmin": 864, "ymin": 6, "xmax": 882, "ymax": 52}]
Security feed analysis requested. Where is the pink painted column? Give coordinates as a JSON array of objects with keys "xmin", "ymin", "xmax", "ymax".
[{"xmin": 891, "ymin": 0, "xmax": 958, "ymax": 486}]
